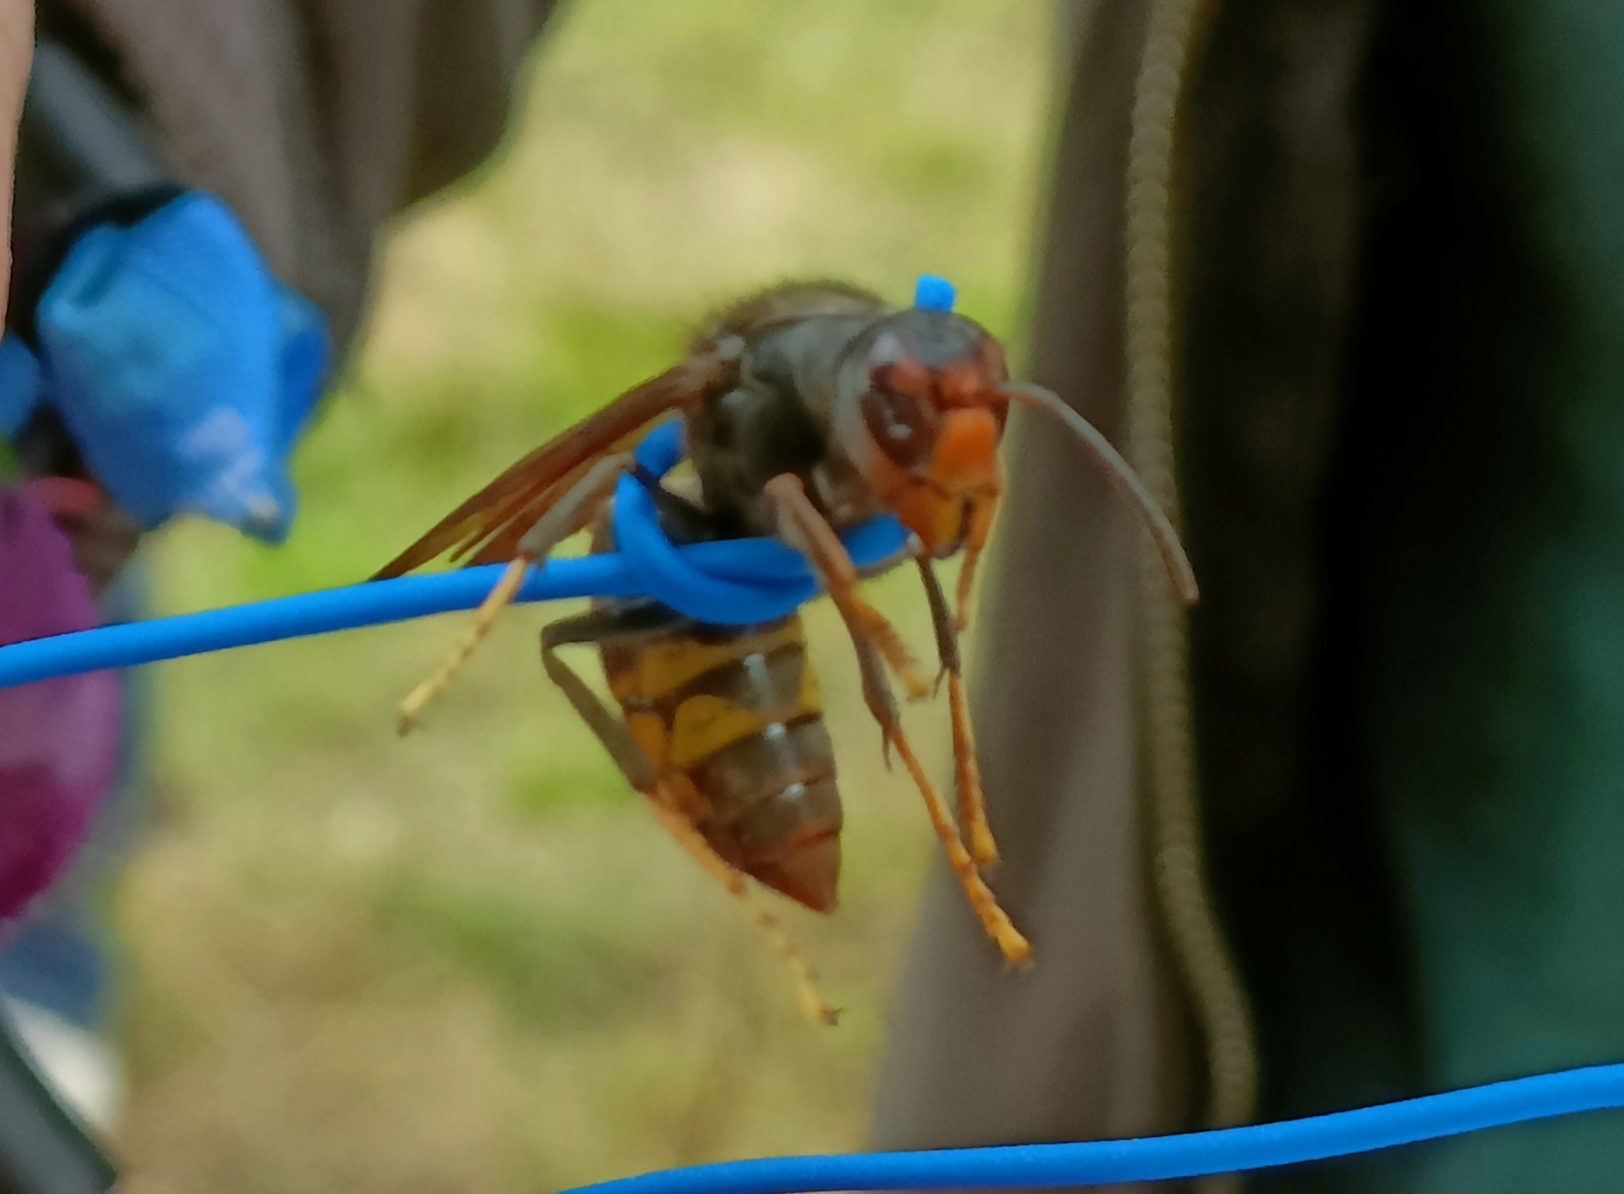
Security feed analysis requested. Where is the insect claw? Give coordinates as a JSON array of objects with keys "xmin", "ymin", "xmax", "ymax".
[
  {"xmin": 798, "ymin": 991, "xmax": 841, "ymax": 1027},
  {"xmin": 397, "ymin": 690, "xmax": 431, "ymax": 736},
  {"xmin": 794, "ymin": 978, "xmax": 841, "ymax": 1027},
  {"xmin": 881, "ymin": 731, "xmax": 895, "ymax": 771},
  {"xmin": 397, "ymin": 707, "xmax": 427, "ymax": 737}
]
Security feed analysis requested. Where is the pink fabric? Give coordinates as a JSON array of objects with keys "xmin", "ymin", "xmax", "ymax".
[{"xmin": 0, "ymin": 486, "xmax": 121, "ymax": 923}]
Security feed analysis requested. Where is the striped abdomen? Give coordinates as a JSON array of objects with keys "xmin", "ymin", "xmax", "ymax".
[{"xmin": 599, "ymin": 616, "xmax": 843, "ymax": 913}]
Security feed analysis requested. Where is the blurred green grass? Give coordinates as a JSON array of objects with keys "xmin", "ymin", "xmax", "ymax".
[{"xmin": 118, "ymin": 4, "xmax": 1053, "ymax": 1191}]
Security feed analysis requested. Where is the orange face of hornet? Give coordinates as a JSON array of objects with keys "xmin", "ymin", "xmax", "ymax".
[{"xmin": 835, "ymin": 309, "xmax": 1011, "ymax": 557}]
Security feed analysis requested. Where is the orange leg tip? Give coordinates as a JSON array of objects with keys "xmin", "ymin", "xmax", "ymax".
[
  {"xmin": 985, "ymin": 910, "xmax": 1031, "ymax": 966},
  {"xmin": 396, "ymin": 699, "xmax": 425, "ymax": 736},
  {"xmin": 397, "ymin": 685, "xmax": 437, "ymax": 734},
  {"xmin": 788, "ymin": 965, "xmax": 838, "ymax": 1027},
  {"xmin": 969, "ymin": 827, "xmax": 1000, "ymax": 871},
  {"xmin": 1003, "ymin": 941, "xmax": 1035, "ymax": 972},
  {"xmin": 789, "ymin": 967, "xmax": 839, "ymax": 1027}
]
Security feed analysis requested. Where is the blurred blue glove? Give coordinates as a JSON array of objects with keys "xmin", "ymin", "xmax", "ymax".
[{"xmin": 0, "ymin": 192, "xmax": 327, "ymax": 543}]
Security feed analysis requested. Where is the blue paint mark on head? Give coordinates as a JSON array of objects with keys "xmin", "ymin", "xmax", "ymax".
[{"xmin": 913, "ymin": 275, "xmax": 956, "ymax": 312}]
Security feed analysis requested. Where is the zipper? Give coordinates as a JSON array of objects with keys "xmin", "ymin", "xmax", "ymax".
[{"xmin": 1122, "ymin": 0, "xmax": 1259, "ymax": 1179}]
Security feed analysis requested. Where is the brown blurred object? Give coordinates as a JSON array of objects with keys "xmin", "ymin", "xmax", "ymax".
[
  {"xmin": 0, "ymin": 0, "xmax": 32, "ymax": 331},
  {"xmin": 25, "ymin": 477, "xmax": 142, "ymax": 596},
  {"xmin": 13, "ymin": 423, "xmax": 143, "ymax": 594},
  {"xmin": 47, "ymin": 0, "xmax": 561, "ymax": 355}
]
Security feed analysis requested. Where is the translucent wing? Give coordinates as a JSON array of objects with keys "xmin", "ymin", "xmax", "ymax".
[{"xmin": 373, "ymin": 353, "xmax": 727, "ymax": 580}]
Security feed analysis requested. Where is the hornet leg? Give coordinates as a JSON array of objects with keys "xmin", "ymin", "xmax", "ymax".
[
  {"xmin": 852, "ymin": 600, "xmax": 931, "ymax": 702},
  {"xmin": 953, "ymin": 483, "xmax": 1001, "ymax": 636},
  {"xmin": 397, "ymin": 453, "xmax": 635, "ymax": 734},
  {"xmin": 919, "ymin": 558, "xmax": 997, "ymax": 869},
  {"xmin": 763, "ymin": 473, "xmax": 1029, "ymax": 966}
]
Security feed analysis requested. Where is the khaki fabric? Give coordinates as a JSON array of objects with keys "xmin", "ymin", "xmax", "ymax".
[
  {"xmin": 871, "ymin": 0, "xmax": 1201, "ymax": 1167},
  {"xmin": 873, "ymin": 0, "xmax": 1375, "ymax": 1187}
]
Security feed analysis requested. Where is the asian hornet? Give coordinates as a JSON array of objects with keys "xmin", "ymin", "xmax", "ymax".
[{"xmin": 375, "ymin": 281, "xmax": 1198, "ymax": 1022}]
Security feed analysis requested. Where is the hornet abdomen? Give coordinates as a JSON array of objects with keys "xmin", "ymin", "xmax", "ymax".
[{"xmin": 598, "ymin": 615, "xmax": 844, "ymax": 913}]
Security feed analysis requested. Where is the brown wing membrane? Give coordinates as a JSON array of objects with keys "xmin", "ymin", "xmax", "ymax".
[
  {"xmin": 373, "ymin": 353, "xmax": 728, "ymax": 580},
  {"xmin": 454, "ymin": 446, "xmax": 625, "ymax": 567}
]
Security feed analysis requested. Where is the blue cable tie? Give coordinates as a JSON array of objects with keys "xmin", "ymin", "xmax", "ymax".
[
  {"xmin": 561, "ymin": 1062, "xmax": 1624, "ymax": 1194},
  {"xmin": 0, "ymin": 419, "xmax": 908, "ymax": 690},
  {"xmin": 615, "ymin": 420, "xmax": 905, "ymax": 624},
  {"xmin": 913, "ymin": 274, "xmax": 956, "ymax": 312}
]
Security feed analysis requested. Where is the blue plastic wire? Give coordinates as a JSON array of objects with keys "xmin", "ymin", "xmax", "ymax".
[
  {"xmin": 0, "ymin": 419, "xmax": 909, "ymax": 691},
  {"xmin": 561, "ymin": 1063, "xmax": 1624, "ymax": 1194}
]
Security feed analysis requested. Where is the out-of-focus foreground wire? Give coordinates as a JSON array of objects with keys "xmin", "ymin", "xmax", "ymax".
[{"xmin": 559, "ymin": 1063, "xmax": 1624, "ymax": 1194}]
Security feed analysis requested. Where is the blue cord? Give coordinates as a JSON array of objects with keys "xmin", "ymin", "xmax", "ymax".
[
  {"xmin": 913, "ymin": 274, "xmax": 956, "ymax": 312},
  {"xmin": 0, "ymin": 419, "xmax": 908, "ymax": 690},
  {"xmin": 560, "ymin": 1063, "xmax": 1624, "ymax": 1194}
]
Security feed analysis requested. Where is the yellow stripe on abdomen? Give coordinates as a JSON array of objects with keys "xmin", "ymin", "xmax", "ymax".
[
  {"xmin": 606, "ymin": 622, "xmax": 805, "ymax": 704},
  {"xmin": 667, "ymin": 677, "xmax": 823, "ymax": 770}
]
